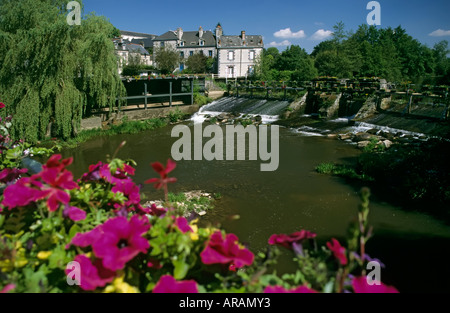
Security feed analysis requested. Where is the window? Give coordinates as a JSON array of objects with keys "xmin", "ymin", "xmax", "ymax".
[
  {"xmin": 200, "ymin": 40, "xmax": 204, "ymax": 46},
  {"xmin": 209, "ymin": 50, "xmax": 213, "ymax": 57},
  {"xmin": 228, "ymin": 66, "xmax": 234, "ymax": 77},
  {"xmin": 180, "ymin": 51, "xmax": 184, "ymax": 58},
  {"xmin": 249, "ymin": 50, "xmax": 255, "ymax": 60},
  {"xmin": 180, "ymin": 41, "xmax": 184, "ymax": 47},
  {"xmin": 227, "ymin": 51, "xmax": 234, "ymax": 61},
  {"xmin": 161, "ymin": 41, "xmax": 165, "ymax": 48},
  {"xmin": 190, "ymin": 51, "xmax": 194, "ymax": 57},
  {"xmin": 248, "ymin": 66, "xmax": 254, "ymax": 75}
]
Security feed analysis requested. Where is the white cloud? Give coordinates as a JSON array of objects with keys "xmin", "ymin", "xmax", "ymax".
[
  {"xmin": 274, "ymin": 28, "xmax": 306, "ymax": 39},
  {"xmin": 429, "ymin": 29, "xmax": 450, "ymax": 37},
  {"xmin": 268, "ymin": 40, "xmax": 292, "ymax": 47},
  {"xmin": 310, "ymin": 29, "xmax": 333, "ymax": 41}
]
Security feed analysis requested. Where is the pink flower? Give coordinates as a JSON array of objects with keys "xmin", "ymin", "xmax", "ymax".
[
  {"xmin": 352, "ymin": 276, "xmax": 399, "ymax": 293},
  {"xmin": 40, "ymin": 167, "xmax": 78, "ymax": 212},
  {"xmin": 100, "ymin": 163, "xmax": 134, "ymax": 185},
  {"xmin": 174, "ymin": 217, "xmax": 193, "ymax": 233},
  {"xmin": 0, "ymin": 102, "xmax": 5, "ymax": 109},
  {"xmin": 1, "ymin": 177, "xmax": 44, "ymax": 209},
  {"xmin": 0, "ymin": 284, "xmax": 15, "ymax": 293},
  {"xmin": 144, "ymin": 159, "xmax": 177, "ymax": 190},
  {"xmin": 200, "ymin": 231, "xmax": 254, "ymax": 269},
  {"xmin": 264, "ymin": 285, "xmax": 318, "ymax": 293},
  {"xmin": 0, "ymin": 168, "xmax": 28, "ymax": 185},
  {"xmin": 326, "ymin": 238, "xmax": 348, "ymax": 266},
  {"xmin": 268, "ymin": 230, "xmax": 316, "ymax": 249},
  {"xmin": 66, "ymin": 255, "xmax": 115, "ymax": 291},
  {"xmin": 147, "ymin": 204, "xmax": 168, "ymax": 217},
  {"xmin": 70, "ymin": 216, "xmax": 150, "ymax": 271},
  {"xmin": 153, "ymin": 275, "xmax": 198, "ymax": 293},
  {"xmin": 64, "ymin": 206, "xmax": 86, "ymax": 221}
]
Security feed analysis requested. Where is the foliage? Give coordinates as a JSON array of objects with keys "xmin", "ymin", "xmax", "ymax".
[
  {"xmin": 193, "ymin": 93, "xmax": 213, "ymax": 106},
  {"xmin": 185, "ymin": 53, "xmax": 208, "ymax": 74},
  {"xmin": 154, "ymin": 47, "xmax": 181, "ymax": 75},
  {"xmin": 0, "ymin": 149, "xmax": 398, "ymax": 293},
  {"xmin": 0, "ymin": 0, "xmax": 126, "ymax": 143}
]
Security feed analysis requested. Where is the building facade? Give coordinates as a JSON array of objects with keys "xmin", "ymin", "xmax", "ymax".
[{"xmin": 153, "ymin": 25, "xmax": 263, "ymax": 76}]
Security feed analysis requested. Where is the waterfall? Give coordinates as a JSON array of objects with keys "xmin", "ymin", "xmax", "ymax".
[{"xmin": 191, "ymin": 97, "xmax": 290, "ymax": 124}]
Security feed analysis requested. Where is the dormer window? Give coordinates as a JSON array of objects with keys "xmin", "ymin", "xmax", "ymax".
[
  {"xmin": 179, "ymin": 41, "xmax": 184, "ymax": 47},
  {"xmin": 200, "ymin": 40, "xmax": 204, "ymax": 46}
]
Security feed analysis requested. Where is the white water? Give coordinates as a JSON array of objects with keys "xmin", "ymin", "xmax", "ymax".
[{"xmin": 190, "ymin": 97, "xmax": 287, "ymax": 124}]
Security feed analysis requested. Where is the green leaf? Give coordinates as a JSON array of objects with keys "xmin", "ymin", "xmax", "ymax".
[
  {"xmin": 173, "ymin": 259, "xmax": 189, "ymax": 280},
  {"xmin": 68, "ymin": 224, "xmax": 82, "ymax": 240}
]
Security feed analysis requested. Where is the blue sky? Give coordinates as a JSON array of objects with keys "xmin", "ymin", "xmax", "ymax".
[{"xmin": 83, "ymin": 0, "xmax": 450, "ymax": 53}]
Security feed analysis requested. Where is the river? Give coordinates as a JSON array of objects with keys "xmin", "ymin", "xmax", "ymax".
[{"xmin": 62, "ymin": 123, "xmax": 450, "ymax": 293}]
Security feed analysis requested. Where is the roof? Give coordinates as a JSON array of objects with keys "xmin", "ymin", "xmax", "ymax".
[
  {"xmin": 130, "ymin": 38, "xmax": 154, "ymax": 48},
  {"xmin": 154, "ymin": 30, "xmax": 216, "ymax": 47},
  {"xmin": 126, "ymin": 43, "xmax": 150, "ymax": 55},
  {"xmin": 120, "ymin": 30, "xmax": 156, "ymax": 38},
  {"xmin": 154, "ymin": 31, "xmax": 178, "ymax": 41},
  {"xmin": 219, "ymin": 35, "xmax": 263, "ymax": 48}
]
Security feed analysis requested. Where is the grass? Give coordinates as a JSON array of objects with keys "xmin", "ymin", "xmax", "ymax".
[
  {"xmin": 60, "ymin": 118, "xmax": 169, "ymax": 148},
  {"xmin": 194, "ymin": 93, "xmax": 213, "ymax": 106},
  {"xmin": 168, "ymin": 192, "xmax": 216, "ymax": 216},
  {"xmin": 316, "ymin": 162, "xmax": 374, "ymax": 181}
]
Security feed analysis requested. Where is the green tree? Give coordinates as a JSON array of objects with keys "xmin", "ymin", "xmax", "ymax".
[
  {"xmin": 186, "ymin": 53, "xmax": 208, "ymax": 73},
  {"xmin": 122, "ymin": 54, "xmax": 143, "ymax": 76},
  {"xmin": 0, "ymin": 0, "xmax": 125, "ymax": 142},
  {"xmin": 154, "ymin": 46, "xmax": 181, "ymax": 74}
]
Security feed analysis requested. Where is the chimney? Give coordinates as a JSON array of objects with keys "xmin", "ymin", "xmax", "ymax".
[
  {"xmin": 241, "ymin": 30, "xmax": 246, "ymax": 42},
  {"xmin": 215, "ymin": 24, "xmax": 223, "ymax": 38},
  {"xmin": 199, "ymin": 26, "xmax": 204, "ymax": 38},
  {"xmin": 177, "ymin": 27, "xmax": 183, "ymax": 41}
]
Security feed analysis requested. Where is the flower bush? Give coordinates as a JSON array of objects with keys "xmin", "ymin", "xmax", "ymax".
[{"xmin": 0, "ymin": 102, "xmax": 398, "ymax": 293}]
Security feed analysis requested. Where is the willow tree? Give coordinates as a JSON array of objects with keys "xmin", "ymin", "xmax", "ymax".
[{"xmin": 0, "ymin": 0, "xmax": 125, "ymax": 142}]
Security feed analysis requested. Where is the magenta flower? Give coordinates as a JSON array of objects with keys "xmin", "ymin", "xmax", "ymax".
[
  {"xmin": 144, "ymin": 159, "xmax": 177, "ymax": 201},
  {"xmin": 111, "ymin": 179, "xmax": 142, "ymax": 211},
  {"xmin": 0, "ymin": 102, "xmax": 5, "ymax": 109},
  {"xmin": 352, "ymin": 276, "xmax": 399, "ymax": 293},
  {"xmin": 81, "ymin": 162, "xmax": 103, "ymax": 182},
  {"xmin": 81, "ymin": 162, "xmax": 135, "ymax": 184},
  {"xmin": 1, "ymin": 177, "xmax": 44, "ymax": 209},
  {"xmin": 264, "ymin": 285, "xmax": 318, "ymax": 293},
  {"xmin": 174, "ymin": 217, "xmax": 193, "ymax": 233},
  {"xmin": 0, "ymin": 168, "xmax": 28, "ymax": 185},
  {"xmin": 268, "ymin": 230, "xmax": 317, "ymax": 250},
  {"xmin": 326, "ymin": 238, "xmax": 348, "ymax": 266},
  {"xmin": 66, "ymin": 255, "xmax": 115, "ymax": 291},
  {"xmin": 40, "ymin": 167, "xmax": 78, "ymax": 212},
  {"xmin": 0, "ymin": 284, "xmax": 15, "ymax": 293},
  {"xmin": 153, "ymin": 275, "xmax": 198, "ymax": 293},
  {"xmin": 63, "ymin": 206, "xmax": 86, "ymax": 222},
  {"xmin": 147, "ymin": 204, "xmax": 168, "ymax": 217},
  {"xmin": 70, "ymin": 215, "xmax": 151, "ymax": 271},
  {"xmin": 200, "ymin": 231, "xmax": 254, "ymax": 269}
]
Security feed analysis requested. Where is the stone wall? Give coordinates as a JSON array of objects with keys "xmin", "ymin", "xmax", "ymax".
[{"xmin": 80, "ymin": 105, "xmax": 199, "ymax": 131}]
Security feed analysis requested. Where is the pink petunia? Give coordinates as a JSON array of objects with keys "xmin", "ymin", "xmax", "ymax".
[
  {"xmin": 264, "ymin": 285, "xmax": 318, "ymax": 293},
  {"xmin": 268, "ymin": 230, "xmax": 317, "ymax": 250},
  {"xmin": 147, "ymin": 204, "xmax": 168, "ymax": 217},
  {"xmin": 40, "ymin": 167, "xmax": 78, "ymax": 212},
  {"xmin": 79, "ymin": 216, "xmax": 150, "ymax": 271},
  {"xmin": 144, "ymin": 159, "xmax": 177, "ymax": 190},
  {"xmin": 66, "ymin": 255, "xmax": 115, "ymax": 291},
  {"xmin": 0, "ymin": 102, "xmax": 5, "ymax": 109},
  {"xmin": 153, "ymin": 275, "xmax": 198, "ymax": 293},
  {"xmin": 0, "ymin": 168, "xmax": 28, "ymax": 185},
  {"xmin": 352, "ymin": 276, "xmax": 399, "ymax": 293},
  {"xmin": 64, "ymin": 206, "xmax": 87, "ymax": 222},
  {"xmin": 200, "ymin": 231, "xmax": 254, "ymax": 269},
  {"xmin": 174, "ymin": 217, "xmax": 193, "ymax": 233},
  {"xmin": 0, "ymin": 284, "xmax": 15, "ymax": 293},
  {"xmin": 1, "ymin": 177, "xmax": 42, "ymax": 209},
  {"xmin": 326, "ymin": 238, "xmax": 348, "ymax": 266}
]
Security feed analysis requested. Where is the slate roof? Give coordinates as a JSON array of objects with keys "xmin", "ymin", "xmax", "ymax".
[
  {"xmin": 181, "ymin": 31, "xmax": 216, "ymax": 47},
  {"xmin": 126, "ymin": 43, "xmax": 150, "ymax": 55},
  {"xmin": 120, "ymin": 31, "xmax": 156, "ymax": 49},
  {"xmin": 154, "ymin": 31, "xmax": 178, "ymax": 41},
  {"xmin": 120, "ymin": 30, "xmax": 156, "ymax": 38},
  {"xmin": 219, "ymin": 35, "xmax": 263, "ymax": 48},
  {"xmin": 154, "ymin": 30, "xmax": 216, "ymax": 47}
]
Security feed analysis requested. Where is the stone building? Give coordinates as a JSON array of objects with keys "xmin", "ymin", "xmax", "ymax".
[{"xmin": 153, "ymin": 24, "xmax": 264, "ymax": 76}]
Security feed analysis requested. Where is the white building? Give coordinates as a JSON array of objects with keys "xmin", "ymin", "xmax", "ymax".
[
  {"xmin": 153, "ymin": 26, "xmax": 217, "ymax": 72},
  {"xmin": 216, "ymin": 26, "xmax": 263, "ymax": 78},
  {"xmin": 152, "ymin": 24, "xmax": 264, "ymax": 76}
]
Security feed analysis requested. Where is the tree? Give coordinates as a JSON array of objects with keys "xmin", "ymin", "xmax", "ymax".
[
  {"xmin": 186, "ymin": 53, "xmax": 208, "ymax": 73},
  {"xmin": 0, "ymin": 0, "xmax": 125, "ymax": 142},
  {"xmin": 154, "ymin": 46, "xmax": 181, "ymax": 74},
  {"xmin": 122, "ymin": 54, "xmax": 143, "ymax": 76}
]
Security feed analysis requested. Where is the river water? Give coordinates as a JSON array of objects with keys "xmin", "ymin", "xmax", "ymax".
[{"xmin": 62, "ymin": 122, "xmax": 450, "ymax": 293}]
